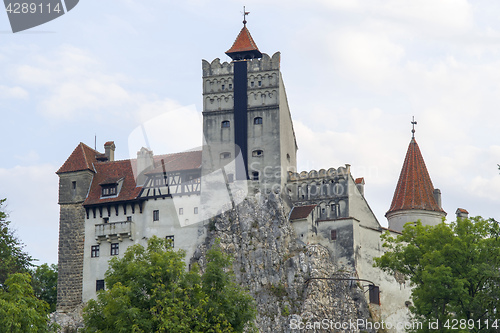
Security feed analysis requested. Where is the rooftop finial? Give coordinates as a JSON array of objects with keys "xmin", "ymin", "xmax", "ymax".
[
  {"xmin": 242, "ymin": 6, "xmax": 250, "ymax": 25},
  {"xmin": 411, "ymin": 116, "xmax": 417, "ymax": 139}
]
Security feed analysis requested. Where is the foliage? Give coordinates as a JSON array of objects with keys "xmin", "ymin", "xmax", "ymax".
[
  {"xmin": 83, "ymin": 236, "xmax": 256, "ymax": 333},
  {"xmin": 0, "ymin": 273, "xmax": 55, "ymax": 332},
  {"xmin": 31, "ymin": 263, "xmax": 58, "ymax": 312},
  {"xmin": 374, "ymin": 217, "xmax": 500, "ymax": 332},
  {"xmin": 0, "ymin": 198, "xmax": 33, "ymax": 286}
]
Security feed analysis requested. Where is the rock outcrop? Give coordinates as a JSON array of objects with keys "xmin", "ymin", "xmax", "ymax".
[{"xmin": 192, "ymin": 193, "xmax": 375, "ymax": 332}]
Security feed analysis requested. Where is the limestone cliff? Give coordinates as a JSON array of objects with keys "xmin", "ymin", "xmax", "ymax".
[{"xmin": 192, "ymin": 193, "xmax": 375, "ymax": 333}]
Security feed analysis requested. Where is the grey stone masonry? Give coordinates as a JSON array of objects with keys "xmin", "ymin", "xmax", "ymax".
[{"xmin": 57, "ymin": 170, "xmax": 94, "ymax": 312}]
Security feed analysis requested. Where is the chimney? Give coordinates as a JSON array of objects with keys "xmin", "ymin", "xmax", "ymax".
[
  {"xmin": 455, "ymin": 208, "xmax": 469, "ymax": 219},
  {"xmin": 104, "ymin": 141, "xmax": 116, "ymax": 162},
  {"xmin": 355, "ymin": 177, "xmax": 365, "ymax": 196},
  {"xmin": 433, "ymin": 188, "xmax": 442, "ymax": 208},
  {"xmin": 136, "ymin": 147, "xmax": 154, "ymax": 185}
]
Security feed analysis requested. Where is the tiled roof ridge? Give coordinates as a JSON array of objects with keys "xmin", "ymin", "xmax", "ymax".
[{"xmin": 386, "ymin": 138, "xmax": 445, "ymax": 215}]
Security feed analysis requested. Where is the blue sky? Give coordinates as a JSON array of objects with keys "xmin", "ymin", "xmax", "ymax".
[{"xmin": 0, "ymin": 0, "xmax": 499, "ymax": 265}]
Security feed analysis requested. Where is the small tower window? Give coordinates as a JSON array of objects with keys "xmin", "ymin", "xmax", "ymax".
[
  {"xmin": 250, "ymin": 81, "xmax": 255, "ymax": 87},
  {"xmin": 221, "ymin": 120, "xmax": 230, "ymax": 128},
  {"xmin": 222, "ymin": 84, "xmax": 225, "ymax": 90},
  {"xmin": 252, "ymin": 172, "xmax": 259, "ymax": 181},
  {"xmin": 179, "ymin": 208, "xmax": 183, "ymax": 215},
  {"xmin": 220, "ymin": 152, "xmax": 231, "ymax": 159},
  {"xmin": 194, "ymin": 207, "xmax": 198, "ymax": 214},
  {"xmin": 252, "ymin": 150, "xmax": 263, "ymax": 157},
  {"xmin": 258, "ymin": 81, "xmax": 262, "ymax": 87},
  {"xmin": 254, "ymin": 117, "xmax": 263, "ymax": 125},
  {"xmin": 229, "ymin": 84, "xmax": 232, "ymax": 89}
]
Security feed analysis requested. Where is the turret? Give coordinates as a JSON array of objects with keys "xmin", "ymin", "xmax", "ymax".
[{"xmin": 386, "ymin": 119, "xmax": 446, "ymax": 232}]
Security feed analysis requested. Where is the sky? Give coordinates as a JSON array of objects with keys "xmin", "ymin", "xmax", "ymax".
[{"xmin": 0, "ymin": 0, "xmax": 499, "ymax": 266}]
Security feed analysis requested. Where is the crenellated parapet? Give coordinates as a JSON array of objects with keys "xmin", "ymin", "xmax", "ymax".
[
  {"xmin": 202, "ymin": 52, "xmax": 281, "ymax": 112},
  {"xmin": 287, "ymin": 165, "xmax": 352, "ymax": 220}
]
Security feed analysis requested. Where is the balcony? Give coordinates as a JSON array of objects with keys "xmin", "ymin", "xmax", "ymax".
[{"xmin": 95, "ymin": 221, "xmax": 135, "ymax": 243}]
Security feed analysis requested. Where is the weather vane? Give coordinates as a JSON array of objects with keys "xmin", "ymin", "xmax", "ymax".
[
  {"xmin": 242, "ymin": 6, "xmax": 250, "ymax": 25},
  {"xmin": 411, "ymin": 116, "xmax": 417, "ymax": 138}
]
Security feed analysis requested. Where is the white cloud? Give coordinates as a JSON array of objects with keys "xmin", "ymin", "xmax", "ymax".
[
  {"xmin": 0, "ymin": 164, "xmax": 59, "ymax": 265},
  {"xmin": 0, "ymin": 85, "xmax": 28, "ymax": 99}
]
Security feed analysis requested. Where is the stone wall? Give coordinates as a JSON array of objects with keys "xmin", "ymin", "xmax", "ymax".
[
  {"xmin": 192, "ymin": 193, "xmax": 375, "ymax": 332},
  {"xmin": 57, "ymin": 203, "xmax": 86, "ymax": 312}
]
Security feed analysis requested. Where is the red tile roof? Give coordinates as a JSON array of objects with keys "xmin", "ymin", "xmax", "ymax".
[
  {"xmin": 84, "ymin": 159, "xmax": 141, "ymax": 206},
  {"xmin": 355, "ymin": 177, "xmax": 365, "ymax": 185},
  {"xmin": 147, "ymin": 150, "xmax": 202, "ymax": 174},
  {"xmin": 386, "ymin": 138, "xmax": 445, "ymax": 215},
  {"xmin": 226, "ymin": 26, "xmax": 262, "ymax": 59},
  {"xmin": 456, "ymin": 208, "xmax": 469, "ymax": 214},
  {"xmin": 83, "ymin": 150, "xmax": 202, "ymax": 206},
  {"xmin": 290, "ymin": 205, "xmax": 317, "ymax": 220},
  {"xmin": 57, "ymin": 143, "xmax": 99, "ymax": 174}
]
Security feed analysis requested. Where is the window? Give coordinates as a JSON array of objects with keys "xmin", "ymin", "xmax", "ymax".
[
  {"xmin": 96, "ymin": 279, "xmax": 105, "ymax": 291},
  {"xmin": 252, "ymin": 172, "xmax": 259, "ymax": 181},
  {"xmin": 254, "ymin": 117, "xmax": 263, "ymax": 125},
  {"xmin": 331, "ymin": 230, "xmax": 337, "ymax": 240},
  {"xmin": 110, "ymin": 243, "xmax": 119, "ymax": 256},
  {"xmin": 250, "ymin": 81, "xmax": 254, "ymax": 87},
  {"xmin": 103, "ymin": 217, "xmax": 109, "ymax": 223},
  {"xmin": 287, "ymin": 154, "xmax": 291, "ymax": 162},
  {"xmin": 91, "ymin": 245, "xmax": 99, "ymax": 258},
  {"xmin": 220, "ymin": 152, "xmax": 231, "ymax": 159},
  {"xmin": 127, "ymin": 216, "xmax": 132, "ymax": 222},
  {"xmin": 229, "ymin": 84, "xmax": 232, "ymax": 89},
  {"xmin": 72, "ymin": 181, "xmax": 77, "ymax": 189},
  {"xmin": 179, "ymin": 208, "xmax": 183, "ymax": 215},
  {"xmin": 258, "ymin": 80, "xmax": 262, "ymax": 87},
  {"xmin": 153, "ymin": 210, "xmax": 159, "ymax": 221},
  {"xmin": 221, "ymin": 84, "xmax": 225, "ymax": 90},
  {"xmin": 221, "ymin": 120, "xmax": 230, "ymax": 128},
  {"xmin": 101, "ymin": 185, "xmax": 117, "ymax": 197},
  {"xmin": 194, "ymin": 207, "xmax": 198, "ymax": 214},
  {"xmin": 252, "ymin": 150, "xmax": 263, "ymax": 157},
  {"xmin": 165, "ymin": 235, "xmax": 174, "ymax": 248}
]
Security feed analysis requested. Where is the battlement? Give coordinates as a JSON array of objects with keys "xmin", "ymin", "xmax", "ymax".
[
  {"xmin": 202, "ymin": 52, "xmax": 280, "ymax": 77},
  {"xmin": 288, "ymin": 165, "xmax": 351, "ymax": 182}
]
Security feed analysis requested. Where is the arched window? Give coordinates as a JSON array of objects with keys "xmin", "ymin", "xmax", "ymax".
[
  {"xmin": 254, "ymin": 117, "xmax": 263, "ymax": 125},
  {"xmin": 252, "ymin": 150, "xmax": 263, "ymax": 157},
  {"xmin": 221, "ymin": 120, "xmax": 230, "ymax": 128}
]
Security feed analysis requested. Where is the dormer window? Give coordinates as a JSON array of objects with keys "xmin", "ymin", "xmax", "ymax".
[{"xmin": 101, "ymin": 185, "xmax": 117, "ymax": 197}]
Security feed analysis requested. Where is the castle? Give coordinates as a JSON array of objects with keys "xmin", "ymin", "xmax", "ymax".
[{"xmin": 56, "ymin": 20, "xmax": 454, "ymax": 328}]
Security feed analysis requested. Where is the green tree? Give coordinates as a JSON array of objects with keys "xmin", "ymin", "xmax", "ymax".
[
  {"xmin": 0, "ymin": 273, "xmax": 55, "ymax": 332},
  {"xmin": 83, "ymin": 236, "xmax": 256, "ymax": 333},
  {"xmin": 0, "ymin": 198, "xmax": 33, "ymax": 286},
  {"xmin": 375, "ymin": 217, "xmax": 500, "ymax": 332},
  {"xmin": 31, "ymin": 263, "xmax": 58, "ymax": 312}
]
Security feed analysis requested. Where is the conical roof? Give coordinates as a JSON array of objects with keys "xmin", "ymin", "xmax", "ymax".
[
  {"xmin": 226, "ymin": 25, "xmax": 262, "ymax": 60},
  {"xmin": 386, "ymin": 138, "xmax": 445, "ymax": 215}
]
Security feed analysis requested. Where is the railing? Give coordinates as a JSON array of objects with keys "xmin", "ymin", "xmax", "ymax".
[{"xmin": 95, "ymin": 221, "xmax": 134, "ymax": 242}]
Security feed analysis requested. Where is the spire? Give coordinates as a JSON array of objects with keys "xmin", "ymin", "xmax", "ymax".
[
  {"xmin": 225, "ymin": 8, "xmax": 262, "ymax": 60},
  {"xmin": 386, "ymin": 136, "xmax": 445, "ymax": 216}
]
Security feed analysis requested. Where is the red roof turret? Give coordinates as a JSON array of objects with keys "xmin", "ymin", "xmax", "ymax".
[
  {"xmin": 226, "ymin": 25, "xmax": 262, "ymax": 60},
  {"xmin": 386, "ymin": 138, "xmax": 445, "ymax": 215}
]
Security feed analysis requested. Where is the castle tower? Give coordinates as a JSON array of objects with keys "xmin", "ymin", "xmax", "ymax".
[
  {"xmin": 201, "ymin": 19, "xmax": 297, "ymax": 195},
  {"xmin": 55, "ymin": 143, "xmax": 97, "ymax": 311},
  {"xmin": 386, "ymin": 122, "xmax": 446, "ymax": 232}
]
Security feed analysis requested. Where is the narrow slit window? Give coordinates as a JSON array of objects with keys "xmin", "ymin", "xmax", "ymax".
[
  {"xmin": 252, "ymin": 150, "xmax": 263, "ymax": 157},
  {"xmin": 153, "ymin": 210, "xmax": 159, "ymax": 221}
]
